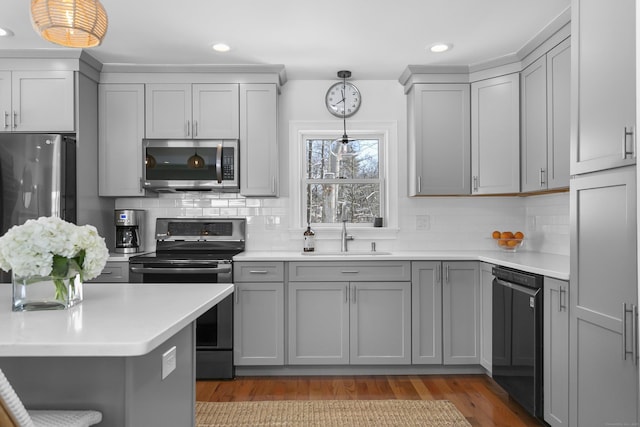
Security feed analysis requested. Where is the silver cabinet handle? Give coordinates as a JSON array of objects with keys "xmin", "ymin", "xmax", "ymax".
[
  {"xmin": 472, "ymin": 176, "xmax": 478, "ymax": 192},
  {"xmin": 193, "ymin": 120, "xmax": 198, "ymax": 137},
  {"xmin": 436, "ymin": 264, "xmax": 441, "ymax": 284},
  {"xmin": 539, "ymin": 168, "xmax": 546, "ymax": 187},
  {"xmin": 249, "ymin": 270, "xmax": 268, "ymax": 274},
  {"xmin": 417, "ymin": 176, "xmax": 422, "ymax": 194},
  {"xmin": 623, "ymin": 303, "xmax": 633, "ymax": 360},
  {"xmin": 100, "ymin": 271, "xmax": 113, "ymax": 275},
  {"xmin": 272, "ymin": 176, "xmax": 276, "ymax": 194},
  {"xmin": 3, "ymin": 111, "xmax": 7, "ymax": 128},
  {"xmin": 345, "ymin": 285, "xmax": 349, "ymax": 303},
  {"xmin": 445, "ymin": 264, "xmax": 450, "ymax": 284},
  {"xmin": 623, "ymin": 126, "xmax": 635, "ymax": 159},
  {"xmin": 634, "ymin": 305, "xmax": 638, "ymax": 365},
  {"xmin": 559, "ymin": 286, "xmax": 566, "ymax": 312},
  {"xmin": 341, "ymin": 270, "xmax": 359, "ymax": 274},
  {"xmin": 13, "ymin": 111, "xmax": 17, "ymax": 128},
  {"xmin": 186, "ymin": 120, "xmax": 191, "ymax": 137}
]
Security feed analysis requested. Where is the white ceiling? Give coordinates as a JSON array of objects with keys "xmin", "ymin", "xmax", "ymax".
[{"xmin": 0, "ymin": 0, "xmax": 570, "ymax": 80}]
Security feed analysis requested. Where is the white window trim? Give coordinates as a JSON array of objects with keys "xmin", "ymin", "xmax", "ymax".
[{"xmin": 288, "ymin": 120, "xmax": 399, "ymax": 239}]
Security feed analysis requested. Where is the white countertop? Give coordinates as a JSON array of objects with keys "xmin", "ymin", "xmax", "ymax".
[
  {"xmin": 0, "ymin": 282, "xmax": 233, "ymax": 357},
  {"xmin": 234, "ymin": 250, "xmax": 570, "ymax": 280}
]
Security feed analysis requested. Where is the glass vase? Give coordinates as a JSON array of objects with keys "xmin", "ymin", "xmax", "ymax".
[{"xmin": 12, "ymin": 271, "xmax": 83, "ymax": 311}]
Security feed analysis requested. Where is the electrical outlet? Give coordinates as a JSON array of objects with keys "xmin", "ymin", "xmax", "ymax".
[
  {"xmin": 162, "ymin": 346, "xmax": 177, "ymax": 380},
  {"xmin": 416, "ymin": 215, "xmax": 430, "ymax": 230}
]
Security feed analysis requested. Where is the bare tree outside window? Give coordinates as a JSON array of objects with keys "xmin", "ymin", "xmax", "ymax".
[{"xmin": 304, "ymin": 138, "xmax": 382, "ymax": 224}]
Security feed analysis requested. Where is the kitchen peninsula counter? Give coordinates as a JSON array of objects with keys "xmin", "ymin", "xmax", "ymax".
[
  {"xmin": 234, "ymin": 250, "xmax": 569, "ymax": 280},
  {"xmin": 0, "ymin": 282, "xmax": 234, "ymax": 427}
]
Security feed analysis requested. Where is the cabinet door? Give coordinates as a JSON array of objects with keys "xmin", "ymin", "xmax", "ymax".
[
  {"xmin": 521, "ymin": 55, "xmax": 548, "ymax": 192},
  {"xmin": 571, "ymin": 0, "xmax": 635, "ymax": 174},
  {"xmin": 409, "ymin": 84, "xmax": 470, "ymax": 195},
  {"xmin": 239, "ymin": 84, "xmax": 278, "ymax": 196},
  {"xmin": 98, "ymin": 84, "xmax": 145, "ymax": 196},
  {"xmin": 234, "ymin": 282, "xmax": 284, "ymax": 366},
  {"xmin": 145, "ymin": 83, "xmax": 191, "ymax": 138},
  {"xmin": 0, "ymin": 71, "xmax": 10, "ymax": 133},
  {"xmin": 350, "ymin": 281, "xmax": 411, "ymax": 365},
  {"xmin": 546, "ymin": 37, "xmax": 571, "ymax": 189},
  {"xmin": 442, "ymin": 261, "xmax": 480, "ymax": 364},
  {"xmin": 479, "ymin": 262, "xmax": 494, "ymax": 372},
  {"xmin": 471, "ymin": 73, "xmax": 520, "ymax": 194},
  {"xmin": 544, "ymin": 277, "xmax": 569, "ymax": 427},
  {"xmin": 288, "ymin": 282, "xmax": 349, "ymax": 365},
  {"xmin": 192, "ymin": 84, "xmax": 239, "ymax": 139},
  {"xmin": 411, "ymin": 261, "xmax": 443, "ymax": 364},
  {"xmin": 12, "ymin": 71, "xmax": 74, "ymax": 132},
  {"xmin": 570, "ymin": 166, "xmax": 638, "ymax": 426}
]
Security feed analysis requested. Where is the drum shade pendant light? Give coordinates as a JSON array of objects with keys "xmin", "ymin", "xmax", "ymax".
[
  {"xmin": 30, "ymin": 0, "xmax": 108, "ymax": 48},
  {"xmin": 331, "ymin": 70, "xmax": 359, "ymax": 158},
  {"xmin": 187, "ymin": 150, "xmax": 205, "ymax": 169}
]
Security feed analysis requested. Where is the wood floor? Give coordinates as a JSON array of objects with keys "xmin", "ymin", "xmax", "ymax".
[{"xmin": 196, "ymin": 374, "xmax": 543, "ymax": 426}]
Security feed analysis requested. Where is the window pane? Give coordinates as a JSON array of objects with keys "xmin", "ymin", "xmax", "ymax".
[
  {"xmin": 306, "ymin": 139, "xmax": 379, "ymax": 180},
  {"xmin": 307, "ymin": 183, "xmax": 380, "ymax": 223}
]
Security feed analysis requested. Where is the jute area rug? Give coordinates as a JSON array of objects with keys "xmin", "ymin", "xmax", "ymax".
[{"xmin": 195, "ymin": 399, "xmax": 471, "ymax": 426}]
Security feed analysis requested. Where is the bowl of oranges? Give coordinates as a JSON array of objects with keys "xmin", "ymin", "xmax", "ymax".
[{"xmin": 491, "ymin": 230, "xmax": 525, "ymax": 251}]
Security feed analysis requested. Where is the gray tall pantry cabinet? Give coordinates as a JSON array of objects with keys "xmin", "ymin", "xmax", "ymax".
[{"xmin": 569, "ymin": 0, "xmax": 638, "ymax": 426}]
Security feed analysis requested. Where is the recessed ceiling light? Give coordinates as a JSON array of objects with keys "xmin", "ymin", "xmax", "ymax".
[
  {"xmin": 212, "ymin": 43, "xmax": 231, "ymax": 52},
  {"xmin": 429, "ymin": 43, "xmax": 453, "ymax": 53},
  {"xmin": 0, "ymin": 27, "xmax": 14, "ymax": 37}
]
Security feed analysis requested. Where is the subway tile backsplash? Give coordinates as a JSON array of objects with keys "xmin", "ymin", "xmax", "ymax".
[{"xmin": 115, "ymin": 192, "xmax": 569, "ymax": 256}]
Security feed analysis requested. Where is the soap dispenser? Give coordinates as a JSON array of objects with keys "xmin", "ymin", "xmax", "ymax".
[{"xmin": 303, "ymin": 223, "xmax": 315, "ymax": 252}]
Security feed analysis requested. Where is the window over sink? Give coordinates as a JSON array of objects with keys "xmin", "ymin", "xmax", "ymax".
[{"xmin": 289, "ymin": 121, "xmax": 395, "ymax": 230}]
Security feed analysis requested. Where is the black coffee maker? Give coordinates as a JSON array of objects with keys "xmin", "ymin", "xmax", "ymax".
[{"xmin": 114, "ymin": 209, "xmax": 145, "ymax": 254}]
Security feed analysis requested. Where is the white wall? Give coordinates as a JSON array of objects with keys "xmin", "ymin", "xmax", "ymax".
[{"xmin": 115, "ymin": 79, "xmax": 569, "ymax": 256}]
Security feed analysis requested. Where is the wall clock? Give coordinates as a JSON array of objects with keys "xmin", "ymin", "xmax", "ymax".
[{"xmin": 325, "ymin": 70, "xmax": 361, "ymax": 118}]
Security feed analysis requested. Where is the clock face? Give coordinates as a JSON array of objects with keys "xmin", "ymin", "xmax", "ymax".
[{"xmin": 325, "ymin": 82, "xmax": 361, "ymax": 118}]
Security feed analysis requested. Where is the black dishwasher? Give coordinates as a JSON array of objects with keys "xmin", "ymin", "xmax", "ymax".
[{"xmin": 492, "ymin": 265, "xmax": 543, "ymax": 419}]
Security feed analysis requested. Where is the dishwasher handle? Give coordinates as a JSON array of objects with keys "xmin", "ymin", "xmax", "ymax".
[{"xmin": 493, "ymin": 277, "xmax": 540, "ymax": 298}]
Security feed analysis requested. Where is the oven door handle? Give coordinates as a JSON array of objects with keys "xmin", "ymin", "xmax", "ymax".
[
  {"xmin": 493, "ymin": 277, "xmax": 540, "ymax": 297},
  {"xmin": 130, "ymin": 266, "xmax": 232, "ymax": 274}
]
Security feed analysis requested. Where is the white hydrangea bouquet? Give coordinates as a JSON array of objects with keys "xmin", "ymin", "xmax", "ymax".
[{"xmin": 0, "ymin": 216, "xmax": 109, "ymax": 305}]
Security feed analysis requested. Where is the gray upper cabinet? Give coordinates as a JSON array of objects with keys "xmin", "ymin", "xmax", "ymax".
[
  {"xmin": 442, "ymin": 261, "xmax": 480, "ymax": 365},
  {"xmin": 239, "ymin": 83, "xmax": 278, "ymax": 197},
  {"xmin": 0, "ymin": 70, "xmax": 75, "ymax": 132},
  {"xmin": 571, "ymin": 0, "xmax": 636, "ymax": 174},
  {"xmin": 471, "ymin": 73, "xmax": 520, "ymax": 194},
  {"xmin": 98, "ymin": 83, "xmax": 145, "ymax": 197},
  {"xmin": 521, "ymin": 37, "xmax": 571, "ymax": 192},
  {"xmin": 145, "ymin": 83, "xmax": 240, "ymax": 139},
  {"xmin": 544, "ymin": 277, "xmax": 569, "ymax": 427},
  {"xmin": 407, "ymin": 84, "xmax": 471, "ymax": 195},
  {"xmin": 569, "ymin": 166, "xmax": 638, "ymax": 427}
]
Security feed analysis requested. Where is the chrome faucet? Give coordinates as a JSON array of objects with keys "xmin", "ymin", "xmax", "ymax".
[{"xmin": 340, "ymin": 220, "xmax": 354, "ymax": 252}]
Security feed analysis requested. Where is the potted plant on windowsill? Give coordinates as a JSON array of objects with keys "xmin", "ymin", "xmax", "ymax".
[{"xmin": 0, "ymin": 216, "xmax": 109, "ymax": 311}]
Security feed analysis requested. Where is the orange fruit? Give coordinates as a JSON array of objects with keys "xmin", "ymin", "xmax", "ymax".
[
  {"xmin": 498, "ymin": 239, "xmax": 508, "ymax": 247},
  {"xmin": 501, "ymin": 231, "xmax": 514, "ymax": 239},
  {"xmin": 514, "ymin": 231, "xmax": 524, "ymax": 240},
  {"xmin": 507, "ymin": 239, "xmax": 519, "ymax": 247},
  {"xmin": 492, "ymin": 230, "xmax": 501, "ymax": 239}
]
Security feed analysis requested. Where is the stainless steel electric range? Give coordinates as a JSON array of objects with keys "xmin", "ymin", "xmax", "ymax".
[{"xmin": 129, "ymin": 217, "xmax": 245, "ymax": 379}]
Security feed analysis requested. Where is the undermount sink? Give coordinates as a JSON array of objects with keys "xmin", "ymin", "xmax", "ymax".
[{"xmin": 301, "ymin": 251, "xmax": 392, "ymax": 256}]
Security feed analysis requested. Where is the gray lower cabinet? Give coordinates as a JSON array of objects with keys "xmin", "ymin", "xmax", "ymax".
[
  {"xmin": 479, "ymin": 262, "xmax": 494, "ymax": 372},
  {"xmin": 233, "ymin": 262, "xmax": 284, "ymax": 366},
  {"xmin": 544, "ymin": 277, "xmax": 569, "ymax": 427},
  {"xmin": 89, "ymin": 260, "xmax": 129, "ymax": 282},
  {"xmin": 412, "ymin": 261, "xmax": 479, "ymax": 365},
  {"xmin": 411, "ymin": 261, "xmax": 443, "ymax": 364},
  {"xmin": 288, "ymin": 261, "xmax": 411, "ymax": 365},
  {"xmin": 570, "ymin": 166, "xmax": 638, "ymax": 426},
  {"xmin": 442, "ymin": 261, "xmax": 480, "ymax": 365}
]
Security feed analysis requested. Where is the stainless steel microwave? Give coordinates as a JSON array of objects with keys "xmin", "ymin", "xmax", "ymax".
[{"xmin": 142, "ymin": 139, "xmax": 239, "ymax": 192}]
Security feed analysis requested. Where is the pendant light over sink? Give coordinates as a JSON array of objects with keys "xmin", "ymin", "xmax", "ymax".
[
  {"xmin": 326, "ymin": 70, "xmax": 362, "ymax": 158},
  {"xmin": 30, "ymin": 0, "xmax": 108, "ymax": 48}
]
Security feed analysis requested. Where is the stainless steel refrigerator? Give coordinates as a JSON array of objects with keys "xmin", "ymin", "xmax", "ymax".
[{"xmin": 0, "ymin": 134, "xmax": 76, "ymax": 282}]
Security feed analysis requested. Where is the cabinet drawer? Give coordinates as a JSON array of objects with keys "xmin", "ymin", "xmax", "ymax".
[
  {"xmin": 234, "ymin": 262, "xmax": 284, "ymax": 282},
  {"xmin": 289, "ymin": 261, "xmax": 411, "ymax": 282},
  {"xmin": 90, "ymin": 262, "xmax": 129, "ymax": 283}
]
